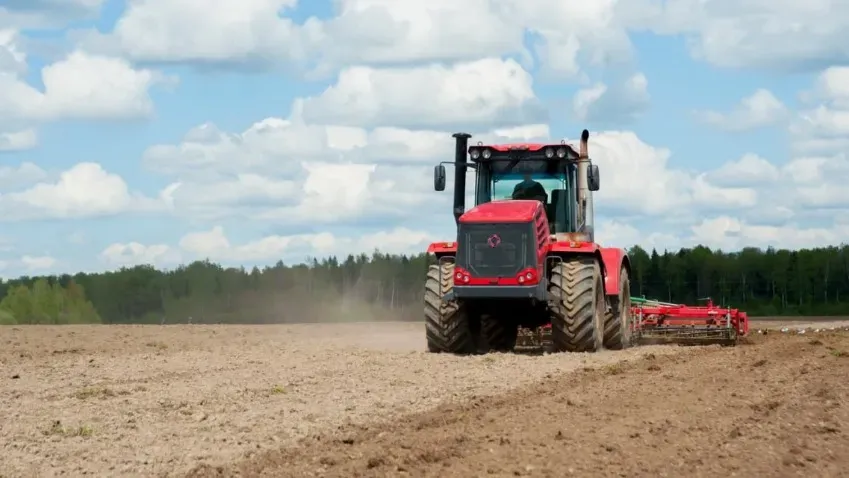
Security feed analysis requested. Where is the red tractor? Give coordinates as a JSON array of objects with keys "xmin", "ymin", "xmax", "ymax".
[{"xmin": 425, "ymin": 130, "xmax": 632, "ymax": 354}]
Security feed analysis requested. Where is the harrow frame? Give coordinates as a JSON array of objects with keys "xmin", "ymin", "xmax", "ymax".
[
  {"xmin": 515, "ymin": 296, "xmax": 750, "ymax": 352},
  {"xmin": 631, "ymin": 297, "xmax": 749, "ymax": 347}
]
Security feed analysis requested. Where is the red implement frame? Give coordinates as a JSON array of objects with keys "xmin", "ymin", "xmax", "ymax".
[
  {"xmin": 631, "ymin": 297, "xmax": 749, "ymax": 346},
  {"xmin": 515, "ymin": 297, "xmax": 749, "ymax": 352}
]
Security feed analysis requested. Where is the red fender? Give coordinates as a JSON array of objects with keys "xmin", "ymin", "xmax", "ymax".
[
  {"xmin": 599, "ymin": 247, "xmax": 630, "ymax": 296},
  {"xmin": 548, "ymin": 241, "xmax": 610, "ymax": 292},
  {"xmin": 426, "ymin": 241, "xmax": 457, "ymax": 256}
]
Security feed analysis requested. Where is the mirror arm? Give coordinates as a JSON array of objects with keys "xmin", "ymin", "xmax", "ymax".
[{"xmin": 439, "ymin": 160, "xmax": 477, "ymax": 170}]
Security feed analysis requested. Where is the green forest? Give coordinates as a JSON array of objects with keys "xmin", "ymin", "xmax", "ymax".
[{"xmin": 1, "ymin": 244, "xmax": 848, "ymax": 325}]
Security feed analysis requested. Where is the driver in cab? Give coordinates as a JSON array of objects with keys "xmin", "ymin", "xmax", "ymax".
[{"xmin": 511, "ymin": 171, "xmax": 547, "ymax": 202}]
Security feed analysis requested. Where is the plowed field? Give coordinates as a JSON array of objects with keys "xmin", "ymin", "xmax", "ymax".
[{"xmin": 2, "ymin": 319, "xmax": 848, "ymax": 477}]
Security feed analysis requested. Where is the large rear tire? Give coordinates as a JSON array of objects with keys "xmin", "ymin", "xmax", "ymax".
[
  {"xmin": 548, "ymin": 256, "xmax": 604, "ymax": 353},
  {"xmin": 424, "ymin": 263, "xmax": 477, "ymax": 354},
  {"xmin": 480, "ymin": 314, "xmax": 518, "ymax": 352},
  {"xmin": 603, "ymin": 267, "xmax": 632, "ymax": 350}
]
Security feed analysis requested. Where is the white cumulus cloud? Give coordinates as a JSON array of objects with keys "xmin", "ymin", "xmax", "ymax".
[
  {"xmin": 100, "ymin": 242, "xmax": 181, "ymax": 268},
  {"xmin": 704, "ymin": 153, "xmax": 781, "ymax": 187},
  {"xmin": 0, "ymin": 162, "xmax": 47, "ymax": 190},
  {"xmin": 142, "ymin": 115, "xmax": 558, "ymax": 225},
  {"xmin": 295, "ymin": 58, "xmax": 546, "ymax": 130},
  {"xmin": 177, "ymin": 225, "xmax": 434, "ymax": 264},
  {"xmin": 0, "ymin": 162, "xmax": 166, "ymax": 221},
  {"xmin": 79, "ymin": 0, "xmax": 304, "ymax": 65},
  {"xmin": 0, "ymin": 35, "xmax": 173, "ymax": 122},
  {"xmin": 76, "ymin": 0, "xmax": 635, "ymax": 80},
  {"xmin": 806, "ymin": 66, "xmax": 849, "ymax": 109},
  {"xmin": 689, "ymin": 216, "xmax": 849, "ymax": 251},
  {"xmin": 584, "ymin": 131, "xmax": 757, "ymax": 218},
  {"xmin": 0, "ymin": 29, "xmax": 26, "ymax": 74},
  {"xmin": 20, "ymin": 254, "xmax": 56, "ymax": 271},
  {"xmin": 0, "ymin": 129, "xmax": 37, "ymax": 151},
  {"xmin": 695, "ymin": 89, "xmax": 788, "ymax": 132},
  {"xmin": 572, "ymin": 73, "xmax": 650, "ymax": 125},
  {"xmin": 792, "ymin": 67, "xmax": 849, "ymax": 155},
  {"xmin": 629, "ymin": 0, "xmax": 849, "ymax": 72}
]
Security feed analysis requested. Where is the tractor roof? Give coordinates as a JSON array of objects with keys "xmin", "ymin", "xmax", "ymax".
[
  {"xmin": 467, "ymin": 141, "xmax": 582, "ymax": 162},
  {"xmin": 484, "ymin": 142, "xmax": 580, "ymax": 153},
  {"xmin": 459, "ymin": 200, "xmax": 542, "ymax": 224}
]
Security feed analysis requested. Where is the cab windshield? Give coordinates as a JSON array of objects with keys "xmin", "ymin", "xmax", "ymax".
[
  {"xmin": 492, "ymin": 173, "xmax": 566, "ymax": 201},
  {"xmin": 491, "ymin": 172, "xmax": 572, "ymax": 233}
]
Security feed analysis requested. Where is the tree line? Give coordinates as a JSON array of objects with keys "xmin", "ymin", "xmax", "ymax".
[{"xmin": 0, "ymin": 244, "xmax": 848, "ymax": 325}]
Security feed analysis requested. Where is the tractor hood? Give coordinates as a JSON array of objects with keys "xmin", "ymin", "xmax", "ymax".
[{"xmin": 458, "ymin": 200, "xmax": 542, "ymax": 224}]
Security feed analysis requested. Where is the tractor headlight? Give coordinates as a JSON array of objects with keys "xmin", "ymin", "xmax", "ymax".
[
  {"xmin": 470, "ymin": 148, "xmax": 481, "ymax": 160},
  {"xmin": 481, "ymin": 149, "xmax": 491, "ymax": 159},
  {"xmin": 556, "ymin": 147, "xmax": 567, "ymax": 158},
  {"xmin": 545, "ymin": 147, "xmax": 554, "ymax": 159}
]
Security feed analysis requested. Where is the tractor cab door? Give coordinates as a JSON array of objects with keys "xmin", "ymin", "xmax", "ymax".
[{"xmin": 547, "ymin": 187, "xmax": 576, "ymax": 234}]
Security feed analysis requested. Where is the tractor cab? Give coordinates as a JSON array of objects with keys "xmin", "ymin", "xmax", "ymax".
[
  {"xmin": 478, "ymin": 149, "xmax": 577, "ymax": 235},
  {"xmin": 433, "ymin": 136, "xmax": 600, "ymax": 237}
]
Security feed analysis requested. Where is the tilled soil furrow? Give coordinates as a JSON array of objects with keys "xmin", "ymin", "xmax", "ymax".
[
  {"xmin": 0, "ymin": 323, "xmax": 679, "ymax": 477},
  {"xmin": 200, "ymin": 332, "xmax": 849, "ymax": 478}
]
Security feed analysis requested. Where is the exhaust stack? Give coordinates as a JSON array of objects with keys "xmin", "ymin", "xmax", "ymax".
[
  {"xmin": 452, "ymin": 132, "xmax": 471, "ymax": 226},
  {"xmin": 579, "ymin": 129, "xmax": 589, "ymax": 158},
  {"xmin": 576, "ymin": 129, "xmax": 590, "ymax": 230}
]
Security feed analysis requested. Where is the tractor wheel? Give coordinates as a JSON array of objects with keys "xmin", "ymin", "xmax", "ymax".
[
  {"xmin": 480, "ymin": 314, "xmax": 518, "ymax": 353},
  {"xmin": 424, "ymin": 263, "xmax": 477, "ymax": 354},
  {"xmin": 603, "ymin": 266, "xmax": 632, "ymax": 350},
  {"xmin": 548, "ymin": 256, "xmax": 604, "ymax": 353}
]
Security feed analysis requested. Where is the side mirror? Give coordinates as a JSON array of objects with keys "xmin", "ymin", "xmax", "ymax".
[
  {"xmin": 434, "ymin": 164, "xmax": 446, "ymax": 191},
  {"xmin": 588, "ymin": 164, "xmax": 600, "ymax": 191}
]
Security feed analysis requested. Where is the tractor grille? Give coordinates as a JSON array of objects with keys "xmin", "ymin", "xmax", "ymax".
[{"xmin": 458, "ymin": 223, "xmax": 535, "ymax": 279}]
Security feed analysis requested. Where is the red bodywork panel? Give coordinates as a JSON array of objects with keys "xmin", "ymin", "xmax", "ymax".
[
  {"xmin": 425, "ymin": 200, "xmax": 629, "ymax": 297},
  {"xmin": 458, "ymin": 200, "xmax": 541, "ymax": 224}
]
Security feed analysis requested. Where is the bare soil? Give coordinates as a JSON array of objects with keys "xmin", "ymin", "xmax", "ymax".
[
  {"xmin": 2, "ymin": 320, "xmax": 847, "ymax": 478},
  {"xmin": 751, "ymin": 316, "xmax": 849, "ymax": 329},
  {"xmin": 0, "ymin": 323, "xmax": 675, "ymax": 477},
  {"xmin": 753, "ymin": 316, "xmax": 849, "ymax": 322},
  {"xmin": 193, "ymin": 326, "xmax": 849, "ymax": 478}
]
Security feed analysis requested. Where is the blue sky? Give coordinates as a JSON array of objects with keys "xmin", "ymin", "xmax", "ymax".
[{"xmin": 0, "ymin": 0, "xmax": 848, "ymax": 277}]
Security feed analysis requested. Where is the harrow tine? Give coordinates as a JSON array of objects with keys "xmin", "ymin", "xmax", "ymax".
[
  {"xmin": 514, "ymin": 325, "xmax": 552, "ymax": 354},
  {"xmin": 634, "ymin": 327, "xmax": 738, "ymax": 347}
]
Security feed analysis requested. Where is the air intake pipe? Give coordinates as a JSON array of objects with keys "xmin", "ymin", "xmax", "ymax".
[
  {"xmin": 452, "ymin": 132, "xmax": 471, "ymax": 226},
  {"xmin": 575, "ymin": 129, "xmax": 594, "ymax": 241}
]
